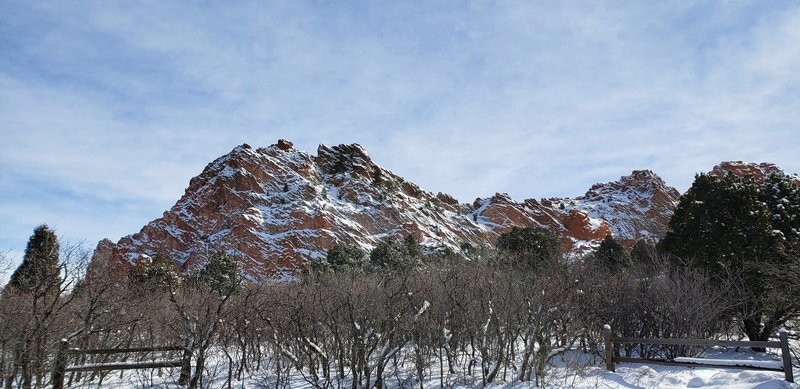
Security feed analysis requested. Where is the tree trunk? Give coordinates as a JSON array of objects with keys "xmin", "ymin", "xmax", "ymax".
[
  {"xmin": 742, "ymin": 317, "xmax": 768, "ymax": 352},
  {"xmin": 519, "ymin": 348, "xmax": 533, "ymax": 382},
  {"xmin": 374, "ymin": 361, "xmax": 384, "ymax": 389},
  {"xmin": 4, "ymin": 369, "xmax": 14, "ymax": 389},
  {"xmin": 179, "ymin": 345, "xmax": 192, "ymax": 385},
  {"xmin": 415, "ymin": 346, "xmax": 424, "ymax": 389},
  {"xmin": 20, "ymin": 358, "xmax": 31, "ymax": 389},
  {"xmin": 189, "ymin": 351, "xmax": 205, "ymax": 389}
]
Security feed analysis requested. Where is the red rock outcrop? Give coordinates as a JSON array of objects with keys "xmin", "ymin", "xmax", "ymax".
[
  {"xmin": 469, "ymin": 169, "xmax": 679, "ymax": 253},
  {"xmin": 570, "ymin": 170, "xmax": 681, "ymax": 247},
  {"xmin": 90, "ymin": 141, "xmax": 684, "ymax": 280},
  {"xmin": 709, "ymin": 161, "xmax": 800, "ymax": 188},
  {"xmin": 709, "ymin": 161, "xmax": 784, "ymax": 181}
]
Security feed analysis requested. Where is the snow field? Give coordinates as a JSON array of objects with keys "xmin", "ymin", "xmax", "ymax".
[{"xmin": 60, "ymin": 345, "xmax": 798, "ymax": 389}]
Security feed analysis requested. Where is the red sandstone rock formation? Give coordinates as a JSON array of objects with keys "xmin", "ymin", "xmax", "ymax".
[
  {"xmin": 90, "ymin": 140, "xmax": 686, "ymax": 280},
  {"xmin": 471, "ymin": 169, "xmax": 680, "ymax": 253},
  {"xmin": 709, "ymin": 161, "xmax": 798, "ymax": 185}
]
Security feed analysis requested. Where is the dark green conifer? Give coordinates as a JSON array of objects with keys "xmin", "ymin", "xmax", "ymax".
[
  {"xmin": 496, "ymin": 226, "xmax": 562, "ymax": 270},
  {"xmin": 130, "ymin": 252, "xmax": 181, "ymax": 288},
  {"xmin": 9, "ymin": 224, "xmax": 61, "ymax": 295},
  {"xmin": 323, "ymin": 242, "xmax": 367, "ymax": 272},
  {"xmin": 594, "ymin": 235, "xmax": 631, "ymax": 272},
  {"xmin": 402, "ymin": 235, "xmax": 423, "ymax": 259},
  {"xmin": 372, "ymin": 167, "xmax": 384, "ymax": 187},
  {"xmin": 199, "ymin": 250, "xmax": 239, "ymax": 294},
  {"xmin": 369, "ymin": 236, "xmax": 423, "ymax": 271},
  {"xmin": 630, "ymin": 239, "xmax": 656, "ymax": 265},
  {"xmin": 659, "ymin": 172, "xmax": 799, "ymax": 343}
]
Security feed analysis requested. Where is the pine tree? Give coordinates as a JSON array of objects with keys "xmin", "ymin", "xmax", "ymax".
[
  {"xmin": 198, "ymin": 250, "xmax": 239, "ymax": 294},
  {"xmin": 496, "ymin": 226, "xmax": 562, "ymax": 270},
  {"xmin": 4, "ymin": 225, "xmax": 62, "ymax": 388},
  {"xmin": 630, "ymin": 239, "xmax": 656, "ymax": 265},
  {"xmin": 660, "ymin": 174, "xmax": 777, "ymax": 276},
  {"xmin": 130, "ymin": 252, "xmax": 181, "ymax": 289},
  {"xmin": 402, "ymin": 234, "xmax": 423, "ymax": 259},
  {"xmin": 659, "ymin": 173, "xmax": 798, "ymax": 344},
  {"xmin": 370, "ymin": 239, "xmax": 403, "ymax": 270},
  {"xmin": 594, "ymin": 235, "xmax": 631, "ymax": 272},
  {"xmin": 321, "ymin": 242, "xmax": 368, "ymax": 272},
  {"xmin": 761, "ymin": 173, "xmax": 800, "ymax": 243},
  {"xmin": 9, "ymin": 224, "xmax": 61, "ymax": 295},
  {"xmin": 369, "ymin": 236, "xmax": 423, "ymax": 271},
  {"xmin": 372, "ymin": 167, "xmax": 384, "ymax": 187}
]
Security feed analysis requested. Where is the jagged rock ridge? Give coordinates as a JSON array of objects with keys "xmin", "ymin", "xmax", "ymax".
[
  {"xmin": 90, "ymin": 140, "xmax": 684, "ymax": 280},
  {"xmin": 709, "ymin": 161, "xmax": 797, "ymax": 183}
]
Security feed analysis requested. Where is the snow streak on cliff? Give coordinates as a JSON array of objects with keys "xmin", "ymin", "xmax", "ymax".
[{"xmin": 91, "ymin": 140, "xmax": 682, "ymax": 280}]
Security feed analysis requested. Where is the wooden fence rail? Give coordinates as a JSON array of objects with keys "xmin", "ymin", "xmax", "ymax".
[
  {"xmin": 603, "ymin": 325, "xmax": 794, "ymax": 383},
  {"xmin": 52, "ymin": 340, "xmax": 190, "ymax": 389}
]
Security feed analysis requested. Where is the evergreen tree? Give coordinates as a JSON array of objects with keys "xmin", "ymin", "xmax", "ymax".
[
  {"xmin": 496, "ymin": 226, "xmax": 562, "ymax": 270},
  {"xmin": 317, "ymin": 242, "xmax": 368, "ymax": 272},
  {"xmin": 594, "ymin": 235, "xmax": 631, "ymax": 272},
  {"xmin": 660, "ymin": 174, "xmax": 778, "ymax": 275},
  {"xmin": 369, "ymin": 235, "xmax": 423, "ymax": 271},
  {"xmin": 402, "ymin": 234, "xmax": 423, "ymax": 259},
  {"xmin": 198, "ymin": 250, "xmax": 239, "ymax": 294},
  {"xmin": 372, "ymin": 167, "xmax": 384, "ymax": 187},
  {"xmin": 630, "ymin": 239, "xmax": 656, "ymax": 265},
  {"xmin": 761, "ymin": 173, "xmax": 800, "ymax": 243},
  {"xmin": 9, "ymin": 224, "xmax": 61, "ymax": 295},
  {"xmin": 130, "ymin": 252, "xmax": 181, "ymax": 289},
  {"xmin": 659, "ymin": 173, "xmax": 799, "ymax": 343},
  {"xmin": 370, "ymin": 239, "xmax": 404, "ymax": 270}
]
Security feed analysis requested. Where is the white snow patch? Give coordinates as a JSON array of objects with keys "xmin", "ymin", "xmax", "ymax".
[
  {"xmin": 674, "ymin": 357, "xmax": 783, "ymax": 369},
  {"xmin": 242, "ymin": 207, "xmax": 264, "ymax": 225}
]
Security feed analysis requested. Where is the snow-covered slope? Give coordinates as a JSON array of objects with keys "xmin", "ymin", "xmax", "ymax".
[
  {"xmin": 572, "ymin": 170, "xmax": 680, "ymax": 246},
  {"xmin": 90, "ymin": 140, "xmax": 683, "ymax": 279}
]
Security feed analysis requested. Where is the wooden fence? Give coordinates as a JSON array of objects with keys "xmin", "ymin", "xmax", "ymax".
[
  {"xmin": 51, "ymin": 340, "xmax": 190, "ymax": 389},
  {"xmin": 603, "ymin": 325, "xmax": 794, "ymax": 383}
]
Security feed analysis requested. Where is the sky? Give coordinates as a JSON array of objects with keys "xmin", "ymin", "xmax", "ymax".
[{"xmin": 1, "ymin": 1, "xmax": 799, "ymax": 277}]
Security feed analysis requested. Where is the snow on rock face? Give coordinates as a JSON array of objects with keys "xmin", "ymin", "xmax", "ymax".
[
  {"xmin": 570, "ymin": 170, "xmax": 681, "ymax": 247},
  {"xmin": 470, "ymin": 170, "xmax": 681, "ymax": 254},
  {"xmin": 710, "ymin": 161, "xmax": 784, "ymax": 181},
  {"xmin": 90, "ymin": 141, "xmax": 684, "ymax": 280},
  {"xmin": 710, "ymin": 161, "xmax": 800, "ymax": 187}
]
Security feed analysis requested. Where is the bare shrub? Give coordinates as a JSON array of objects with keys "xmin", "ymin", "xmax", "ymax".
[{"xmin": 575, "ymin": 253, "xmax": 734, "ymax": 360}]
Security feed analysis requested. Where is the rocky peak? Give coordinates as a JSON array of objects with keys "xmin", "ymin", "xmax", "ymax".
[
  {"xmin": 586, "ymin": 170, "xmax": 676, "ymax": 198},
  {"xmin": 710, "ymin": 161, "xmax": 786, "ymax": 182},
  {"xmin": 276, "ymin": 139, "xmax": 294, "ymax": 151},
  {"xmin": 93, "ymin": 140, "xmax": 486, "ymax": 280},
  {"xmin": 316, "ymin": 143, "xmax": 374, "ymax": 177},
  {"xmin": 90, "ymin": 140, "xmax": 734, "ymax": 281},
  {"xmin": 470, "ymin": 170, "xmax": 678, "ymax": 251},
  {"xmin": 570, "ymin": 170, "xmax": 680, "ymax": 246}
]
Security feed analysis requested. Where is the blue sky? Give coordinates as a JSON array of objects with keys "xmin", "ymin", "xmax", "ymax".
[{"xmin": 1, "ymin": 1, "xmax": 799, "ymax": 277}]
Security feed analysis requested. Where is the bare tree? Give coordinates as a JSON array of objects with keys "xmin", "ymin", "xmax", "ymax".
[{"xmin": 0, "ymin": 239, "xmax": 88, "ymax": 389}]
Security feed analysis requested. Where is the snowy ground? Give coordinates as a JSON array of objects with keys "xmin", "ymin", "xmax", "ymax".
[
  {"xmin": 61, "ymin": 347, "xmax": 798, "ymax": 389},
  {"xmin": 562, "ymin": 364, "xmax": 794, "ymax": 389}
]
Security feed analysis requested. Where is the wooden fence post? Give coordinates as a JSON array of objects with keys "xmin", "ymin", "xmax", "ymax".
[
  {"xmin": 604, "ymin": 325, "xmax": 615, "ymax": 372},
  {"xmin": 51, "ymin": 339, "xmax": 69, "ymax": 389},
  {"xmin": 780, "ymin": 330, "xmax": 793, "ymax": 383}
]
